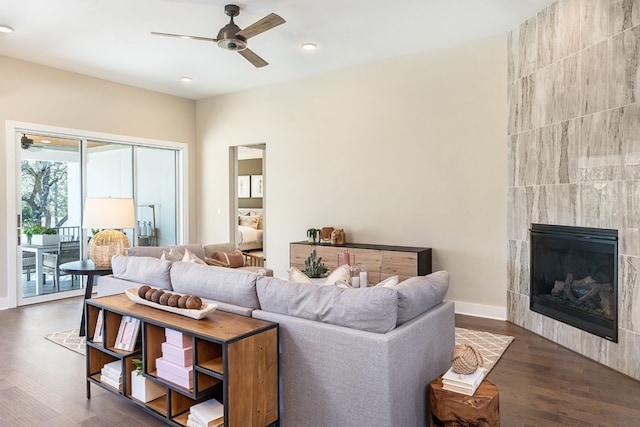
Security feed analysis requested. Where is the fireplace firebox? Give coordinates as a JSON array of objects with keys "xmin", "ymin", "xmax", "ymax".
[{"xmin": 530, "ymin": 224, "xmax": 618, "ymax": 342}]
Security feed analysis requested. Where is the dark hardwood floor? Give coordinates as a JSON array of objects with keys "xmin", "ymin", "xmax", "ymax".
[
  {"xmin": 456, "ymin": 314, "xmax": 640, "ymax": 427},
  {"xmin": 1, "ymin": 297, "xmax": 639, "ymax": 426}
]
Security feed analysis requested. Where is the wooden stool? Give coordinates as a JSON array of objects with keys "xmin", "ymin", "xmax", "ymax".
[{"xmin": 428, "ymin": 376, "xmax": 499, "ymax": 426}]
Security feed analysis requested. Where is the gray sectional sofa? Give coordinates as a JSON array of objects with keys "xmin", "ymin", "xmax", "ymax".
[{"xmin": 97, "ymin": 248, "xmax": 455, "ymax": 427}]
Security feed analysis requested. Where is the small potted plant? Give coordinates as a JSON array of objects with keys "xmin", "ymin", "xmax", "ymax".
[
  {"xmin": 306, "ymin": 228, "xmax": 321, "ymax": 244},
  {"xmin": 23, "ymin": 224, "xmax": 58, "ymax": 245},
  {"xmin": 130, "ymin": 358, "xmax": 165, "ymax": 403},
  {"xmin": 304, "ymin": 249, "xmax": 328, "ymax": 278}
]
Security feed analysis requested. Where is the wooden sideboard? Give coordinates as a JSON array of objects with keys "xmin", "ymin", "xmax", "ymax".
[{"xmin": 290, "ymin": 241, "xmax": 432, "ymax": 283}]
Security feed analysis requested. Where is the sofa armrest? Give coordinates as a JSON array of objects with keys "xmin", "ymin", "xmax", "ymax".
[{"xmin": 252, "ymin": 301, "xmax": 455, "ymax": 427}]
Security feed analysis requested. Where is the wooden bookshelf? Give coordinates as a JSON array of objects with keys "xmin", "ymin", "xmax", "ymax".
[{"xmin": 85, "ymin": 293, "xmax": 279, "ymax": 427}]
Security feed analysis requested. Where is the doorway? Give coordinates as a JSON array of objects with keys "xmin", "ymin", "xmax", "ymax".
[{"xmin": 232, "ymin": 145, "xmax": 265, "ymax": 260}]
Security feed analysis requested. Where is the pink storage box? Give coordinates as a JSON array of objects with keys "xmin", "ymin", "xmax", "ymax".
[
  {"xmin": 156, "ymin": 357, "xmax": 193, "ymax": 389},
  {"xmin": 165, "ymin": 328, "xmax": 192, "ymax": 348},
  {"xmin": 162, "ymin": 342, "xmax": 193, "ymax": 367}
]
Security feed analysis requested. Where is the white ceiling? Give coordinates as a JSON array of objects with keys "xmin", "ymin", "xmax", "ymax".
[{"xmin": 0, "ymin": 0, "xmax": 554, "ymax": 100}]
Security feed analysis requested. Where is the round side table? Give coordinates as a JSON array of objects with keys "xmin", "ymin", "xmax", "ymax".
[
  {"xmin": 60, "ymin": 260, "xmax": 113, "ymax": 337},
  {"xmin": 429, "ymin": 375, "xmax": 500, "ymax": 426}
]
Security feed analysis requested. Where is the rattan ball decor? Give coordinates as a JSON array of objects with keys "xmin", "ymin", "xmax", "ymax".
[{"xmin": 451, "ymin": 343, "xmax": 485, "ymax": 375}]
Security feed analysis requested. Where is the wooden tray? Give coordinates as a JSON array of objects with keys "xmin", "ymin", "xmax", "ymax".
[{"xmin": 125, "ymin": 288, "xmax": 217, "ymax": 320}]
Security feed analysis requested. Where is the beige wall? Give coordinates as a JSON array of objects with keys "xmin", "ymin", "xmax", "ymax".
[
  {"xmin": 196, "ymin": 35, "xmax": 508, "ymax": 313},
  {"xmin": 0, "ymin": 56, "xmax": 196, "ymax": 302}
]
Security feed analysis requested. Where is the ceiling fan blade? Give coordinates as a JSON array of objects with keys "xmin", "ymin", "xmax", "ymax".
[
  {"xmin": 236, "ymin": 13, "xmax": 285, "ymax": 39},
  {"xmin": 238, "ymin": 48, "xmax": 268, "ymax": 68},
  {"xmin": 151, "ymin": 31, "xmax": 218, "ymax": 42}
]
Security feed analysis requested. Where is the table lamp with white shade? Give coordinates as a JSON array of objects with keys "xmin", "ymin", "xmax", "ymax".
[{"xmin": 83, "ymin": 197, "xmax": 135, "ymax": 267}]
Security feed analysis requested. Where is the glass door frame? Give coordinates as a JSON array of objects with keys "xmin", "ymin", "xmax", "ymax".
[{"xmin": 4, "ymin": 120, "xmax": 189, "ymax": 309}]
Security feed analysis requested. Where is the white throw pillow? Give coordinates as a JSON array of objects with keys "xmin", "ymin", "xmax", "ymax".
[
  {"xmin": 287, "ymin": 265, "xmax": 351, "ymax": 286},
  {"xmin": 374, "ymin": 275, "xmax": 400, "ymax": 288},
  {"xmin": 160, "ymin": 248, "xmax": 183, "ymax": 262},
  {"xmin": 321, "ymin": 264, "xmax": 351, "ymax": 286},
  {"xmin": 288, "ymin": 267, "xmax": 313, "ymax": 284},
  {"xmin": 182, "ymin": 248, "xmax": 206, "ymax": 265}
]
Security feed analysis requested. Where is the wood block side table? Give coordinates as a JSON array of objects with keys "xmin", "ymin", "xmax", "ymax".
[{"xmin": 428, "ymin": 376, "xmax": 500, "ymax": 426}]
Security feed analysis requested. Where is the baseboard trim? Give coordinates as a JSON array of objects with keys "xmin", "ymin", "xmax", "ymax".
[{"xmin": 451, "ymin": 300, "xmax": 507, "ymax": 321}]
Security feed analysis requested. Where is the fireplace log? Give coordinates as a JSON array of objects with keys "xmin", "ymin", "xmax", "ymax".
[
  {"xmin": 552, "ymin": 274, "xmax": 576, "ymax": 301},
  {"xmin": 550, "ymin": 275, "xmax": 613, "ymax": 316}
]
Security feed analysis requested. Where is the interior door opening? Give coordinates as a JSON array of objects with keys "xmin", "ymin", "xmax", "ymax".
[{"xmin": 233, "ymin": 144, "xmax": 266, "ymax": 261}]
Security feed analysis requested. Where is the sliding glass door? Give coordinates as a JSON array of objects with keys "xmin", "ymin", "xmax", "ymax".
[
  {"xmin": 20, "ymin": 135, "xmax": 83, "ymax": 301},
  {"xmin": 16, "ymin": 130, "xmax": 182, "ymax": 306}
]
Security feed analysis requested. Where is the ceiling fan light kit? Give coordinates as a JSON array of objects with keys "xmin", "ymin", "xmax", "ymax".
[{"xmin": 151, "ymin": 4, "xmax": 285, "ymax": 68}]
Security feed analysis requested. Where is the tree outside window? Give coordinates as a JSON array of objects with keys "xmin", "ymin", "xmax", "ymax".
[{"xmin": 21, "ymin": 160, "xmax": 68, "ymax": 229}]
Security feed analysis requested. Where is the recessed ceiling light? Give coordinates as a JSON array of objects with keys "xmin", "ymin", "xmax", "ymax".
[
  {"xmin": 41, "ymin": 139, "xmax": 51, "ymax": 144},
  {"xmin": 0, "ymin": 25, "xmax": 14, "ymax": 33},
  {"xmin": 301, "ymin": 42, "xmax": 317, "ymax": 51},
  {"xmin": 180, "ymin": 76, "xmax": 192, "ymax": 83}
]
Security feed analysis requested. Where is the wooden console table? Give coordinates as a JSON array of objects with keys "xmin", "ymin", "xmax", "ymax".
[
  {"xmin": 85, "ymin": 293, "xmax": 279, "ymax": 426},
  {"xmin": 290, "ymin": 241, "xmax": 432, "ymax": 283}
]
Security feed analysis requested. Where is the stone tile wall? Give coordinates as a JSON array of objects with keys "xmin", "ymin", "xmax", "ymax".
[{"xmin": 507, "ymin": 0, "xmax": 640, "ymax": 380}]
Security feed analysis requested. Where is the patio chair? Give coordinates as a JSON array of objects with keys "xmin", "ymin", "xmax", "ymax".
[
  {"xmin": 42, "ymin": 240, "xmax": 80, "ymax": 289},
  {"xmin": 22, "ymin": 250, "xmax": 36, "ymax": 281}
]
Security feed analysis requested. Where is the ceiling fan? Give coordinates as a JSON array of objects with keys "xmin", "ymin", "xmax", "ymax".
[{"xmin": 151, "ymin": 4, "xmax": 285, "ymax": 68}]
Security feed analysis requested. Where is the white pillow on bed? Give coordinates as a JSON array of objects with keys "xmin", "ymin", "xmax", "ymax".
[{"xmin": 239, "ymin": 215, "xmax": 259, "ymax": 229}]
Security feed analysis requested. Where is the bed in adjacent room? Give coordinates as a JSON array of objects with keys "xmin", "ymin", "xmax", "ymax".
[{"xmin": 238, "ymin": 208, "xmax": 263, "ymax": 251}]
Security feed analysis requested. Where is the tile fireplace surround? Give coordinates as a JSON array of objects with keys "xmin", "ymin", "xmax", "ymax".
[{"xmin": 507, "ymin": 0, "xmax": 640, "ymax": 381}]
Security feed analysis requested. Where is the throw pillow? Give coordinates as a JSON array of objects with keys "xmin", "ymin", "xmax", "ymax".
[
  {"xmin": 211, "ymin": 250, "xmax": 245, "ymax": 268},
  {"xmin": 320, "ymin": 264, "xmax": 351, "ymax": 286},
  {"xmin": 374, "ymin": 275, "xmax": 400, "ymax": 288},
  {"xmin": 160, "ymin": 247, "xmax": 183, "ymax": 262},
  {"xmin": 182, "ymin": 248, "xmax": 206, "ymax": 265},
  {"xmin": 238, "ymin": 215, "xmax": 260, "ymax": 229},
  {"xmin": 288, "ymin": 267, "xmax": 313, "ymax": 284},
  {"xmin": 395, "ymin": 270, "xmax": 449, "ymax": 325},
  {"xmin": 287, "ymin": 265, "xmax": 351, "ymax": 286}
]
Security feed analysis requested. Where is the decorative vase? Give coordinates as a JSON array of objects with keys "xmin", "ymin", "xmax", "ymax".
[{"xmin": 350, "ymin": 263, "xmax": 368, "ymax": 288}]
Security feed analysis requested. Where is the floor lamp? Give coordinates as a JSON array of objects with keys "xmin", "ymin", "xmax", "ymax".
[{"xmin": 83, "ymin": 197, "xmax": 135, "ymax": 267}]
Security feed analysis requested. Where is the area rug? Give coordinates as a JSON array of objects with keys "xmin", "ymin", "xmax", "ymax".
[
  {"xmin": 455, "ymin": 327, "xmax": 514, "ymax": 373},
  {"xmin": 45, "ymin": 328, "xmax": 85, "ymax": 355},
  {"xmin": 44, "ymin": 326, "xmax": 514, "ymax": 366}
]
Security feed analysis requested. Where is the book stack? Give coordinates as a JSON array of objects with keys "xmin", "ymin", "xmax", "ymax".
[
  {"xmin": 100, "ymin": 360, "xmax": 122, "ymax": 391},
  {"xmin": 187, "ymin": 399, "xmax": 224, "ymax": 427},
  {"xmin": 441, "ymin": 367, "xmax": 486, "ymax": 396},
  {"xmin": 114, "ymin": 315, "xmax": 141, "ymax": 351},
  {"xmin": 156, "ymin": 328, "xmax": 194, "ymax": 389}
]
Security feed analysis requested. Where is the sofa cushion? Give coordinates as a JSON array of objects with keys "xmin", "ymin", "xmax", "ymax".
[
  {"xmin": 170, "ymin": 262, "xmax": 260, "ymax": 309},
  {"xmin": 256, "ymin": 276, "xmax": 398, "ymax": 333},
  {"xmin": 111, "ymin": 255, "xmax": 173, "ymax": 290},
  {"xmin": 395, "ymin": 270, "xmax": 449, "ymax": 325},
  {"xmin": 126, "ymin": 244, "xmax": 205, "ymax": 261}
]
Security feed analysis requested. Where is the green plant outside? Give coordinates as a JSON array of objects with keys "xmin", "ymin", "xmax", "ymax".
[{"xmin": 23, "ymin": 224, "xmax": 57, "ymax": 237}]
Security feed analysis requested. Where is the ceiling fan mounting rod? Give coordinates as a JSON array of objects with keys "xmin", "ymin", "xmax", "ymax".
[{"xmin": 225, "ymin": 4, "xmax": 240, "ymax": 18}]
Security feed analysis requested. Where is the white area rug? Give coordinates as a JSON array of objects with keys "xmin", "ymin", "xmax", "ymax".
[
  {"xmin": 45, "ymin": 326, "xmax": 515, "ymax": 367},
  {"xmin": 45, "ymin": 328, "xmax": 85, "ymax": 355},
  {"xmin": 455, "ymin": 327, "xmax": 514, "ymax": 373}
]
